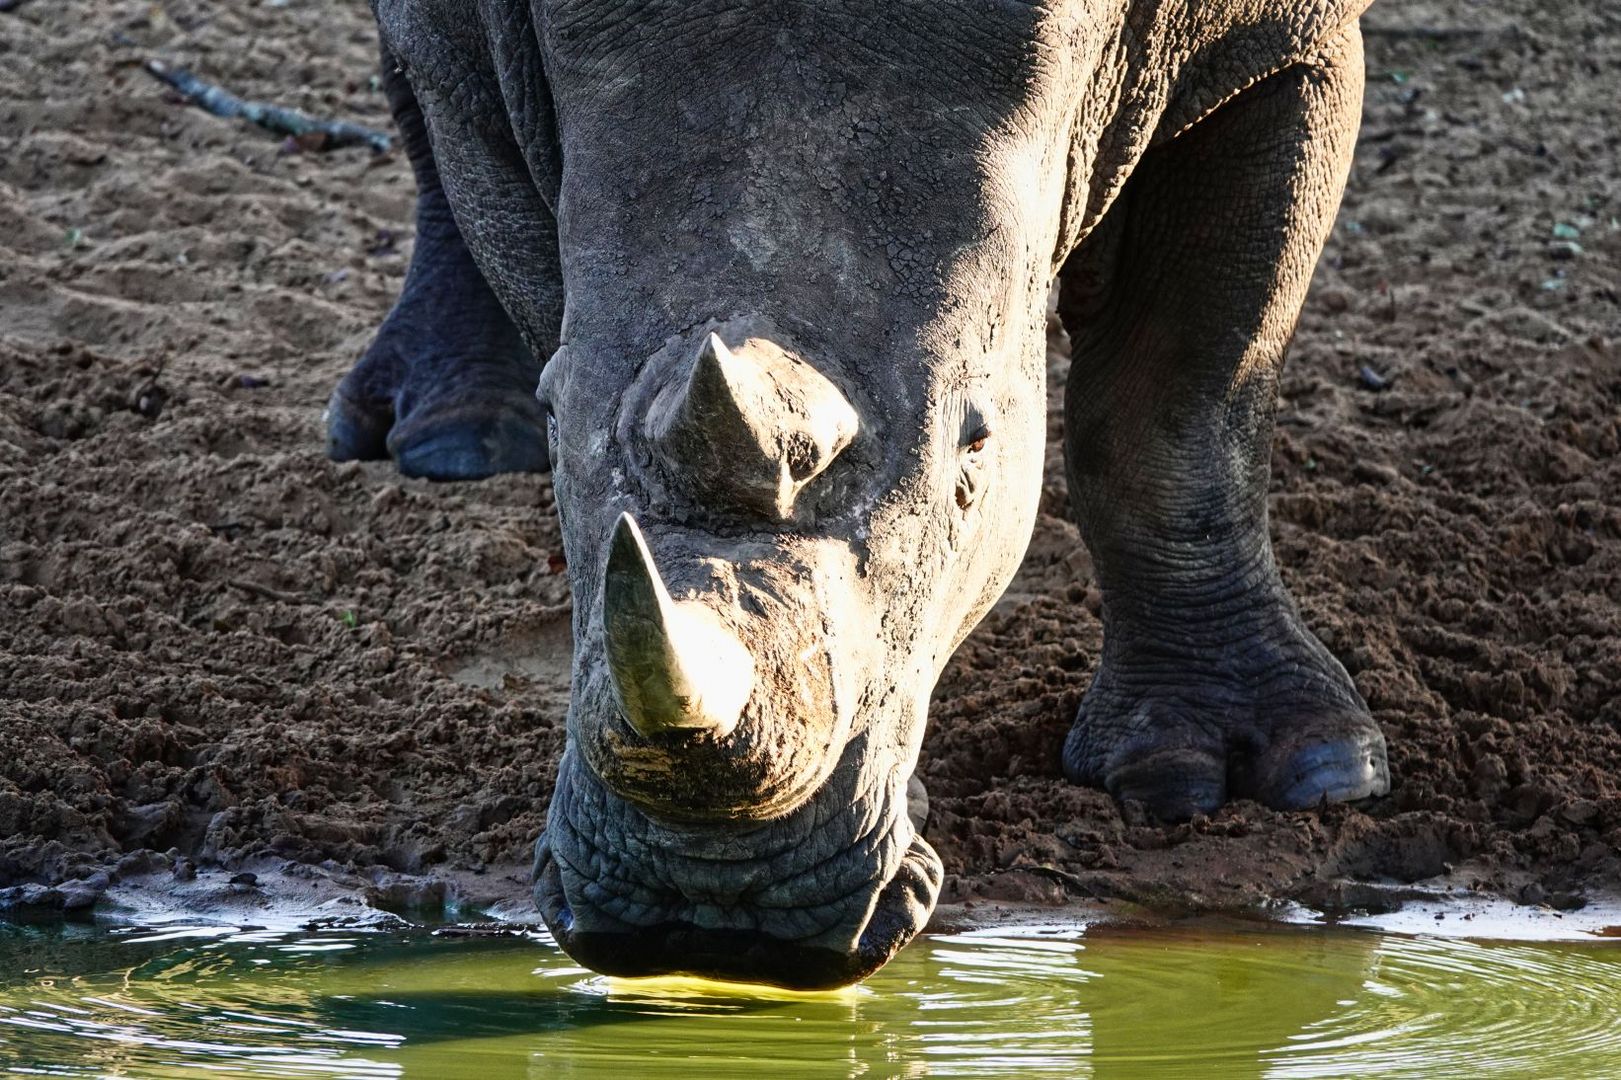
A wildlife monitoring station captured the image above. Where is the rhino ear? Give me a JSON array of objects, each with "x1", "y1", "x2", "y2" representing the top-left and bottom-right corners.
[{"x1": 649, "y1": 333, "x2": 858, "y2": 519}]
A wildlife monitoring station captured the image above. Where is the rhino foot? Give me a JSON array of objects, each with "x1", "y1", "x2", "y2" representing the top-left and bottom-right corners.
[
  {"x1": 326, "y1": 44, "x2": 549, "y2": 483},
  {"x1": 325, "y1": 348, "x2": 547, "y2": 480},
  {"x1": 325, "y1": 273, "x2": 547, "y2": 482},
  {"x1": 1062, "y1": 615, "x2": 1389, "y2": 821}
]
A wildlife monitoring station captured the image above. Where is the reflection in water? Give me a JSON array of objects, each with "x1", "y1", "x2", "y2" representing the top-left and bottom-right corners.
[
  {"x1": 1081, "y1": 927, "x2": 1379, "y2": 1078},
  {"x1": 0, "y1": 919, "x2": 1617, "y2": 1078}
]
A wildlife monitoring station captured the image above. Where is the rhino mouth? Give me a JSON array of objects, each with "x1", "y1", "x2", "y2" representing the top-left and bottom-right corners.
[
  {"x1": 533, "y1": 832, "x2": 940, "y2": 990},
  {"x1": 530, "y1": 757, "x2": 942, "y2": 990}
]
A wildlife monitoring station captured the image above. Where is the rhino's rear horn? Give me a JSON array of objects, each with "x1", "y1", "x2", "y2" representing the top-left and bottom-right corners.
[
  {"x1": 649, "y1": 332, "x2": 858, "y2": 519},
  {"x1": 602, "y1": 512, "x2": 754, "y2": 739}
]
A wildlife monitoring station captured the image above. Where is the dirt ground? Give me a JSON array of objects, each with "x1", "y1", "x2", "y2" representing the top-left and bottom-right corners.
[{"x1": 1, "y1": 0, "x2": 1618, "y2": 922}]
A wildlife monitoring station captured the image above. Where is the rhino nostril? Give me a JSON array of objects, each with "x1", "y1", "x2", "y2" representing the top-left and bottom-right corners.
[{"x1": 785, "y1": 432, "x2": 829, "y2": 482}]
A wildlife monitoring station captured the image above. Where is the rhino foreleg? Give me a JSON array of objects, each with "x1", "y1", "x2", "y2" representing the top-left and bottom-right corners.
[
  {"x1": 325, "y1": 44, "x2": 548, "y2": 481},
  {"x1": 1058, "y1": 28, "x2": 1389, "y2": 820}
]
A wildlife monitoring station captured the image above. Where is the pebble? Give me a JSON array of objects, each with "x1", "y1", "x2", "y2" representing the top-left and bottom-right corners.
[{"x1": 1357, "y1": 365, "x2": 1391, "y2": 391}]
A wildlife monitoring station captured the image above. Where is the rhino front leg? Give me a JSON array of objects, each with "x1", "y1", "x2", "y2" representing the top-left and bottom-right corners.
[
  {"x1": 1059, "y1": 28, "x2": 1389, "y2": 820},
  {"x1": 325, "y1": 44, "x2": 547, "y2": 481}
]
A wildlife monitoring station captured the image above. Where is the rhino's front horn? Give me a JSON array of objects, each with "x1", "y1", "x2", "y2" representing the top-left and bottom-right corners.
[
  {"x1": 602, "y1": 512, "x2": 754, "y2": 739},
  {"x1": 650, "y1": 332, "x2": 859, "y2": 519}
]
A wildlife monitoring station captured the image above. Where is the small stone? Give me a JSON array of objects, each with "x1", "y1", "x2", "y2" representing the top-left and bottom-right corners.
[
  {"x1": 1472, "y1": 753, "x2": 1509, "y2": 797},
  {"x1": 114, "y1": 851, "x2": 156, "y2": 879},
  {"x1": 133, "y1": 384, "x2": 168, "y2": 419},
  {"x1": 370, "y1": 484, "x2": 404, "y2": 512},
  {"x1": 1357, "y1": 365, "x2": 1391, "y2": 391},
  {"x1": 1579, "y1": 841, "x2": 1611, "y2": 868},
  {"x1": 1560, "y1": 799, "x2": 1600, "y2": 825},
  {"x1": 228, "y1": 871, "x2": 259, "y2": 887},
  {"x1": 0, "y1": 883, "x2": 60, "y2": 914},
  {"x1": 1352, "y1": 460, "x2": 1398, "y2": 486},
  {"x1": 1318, "y1": 288, "x2": 1352, "y2": 314}
]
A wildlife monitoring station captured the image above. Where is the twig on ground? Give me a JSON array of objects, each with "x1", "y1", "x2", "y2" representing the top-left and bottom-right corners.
[
  {"x1": 143, "y1": 59, "x2": 392, "y2": 154},
  {"x1": 227, "y1": 579, "x2": 309, "y2": 606}
]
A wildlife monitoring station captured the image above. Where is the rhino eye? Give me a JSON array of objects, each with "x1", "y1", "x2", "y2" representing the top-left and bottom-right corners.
[
  {"x1": 955, "y1": 422, "x2": 991, "y2": 513},
  {"x1": 545, "y1": 410, "x2": 560, "y2": 469}
]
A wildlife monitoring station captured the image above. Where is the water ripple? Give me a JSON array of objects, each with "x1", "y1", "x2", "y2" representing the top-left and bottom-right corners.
[
  {"x1": 0, "y1": 920, "x2": 1617, "y2": 1077},
  {"x1": 1264, "y1": 934, "x2": 1621, "y2": 1078}
]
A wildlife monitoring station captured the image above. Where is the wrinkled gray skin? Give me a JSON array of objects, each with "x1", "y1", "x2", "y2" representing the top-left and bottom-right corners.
[{"x1": 331, "y1": 0, "x2": 1391, "y2": 988}]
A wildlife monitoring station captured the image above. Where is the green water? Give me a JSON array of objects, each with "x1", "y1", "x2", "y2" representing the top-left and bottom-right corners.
[{"x1": 1, "y1": 919, "x2": 1618, "y2": 1078}]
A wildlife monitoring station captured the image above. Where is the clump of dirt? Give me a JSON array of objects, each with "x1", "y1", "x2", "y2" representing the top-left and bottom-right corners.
[{"x1": 1, "y1": 0, "x2": 1618, "y2": 921}]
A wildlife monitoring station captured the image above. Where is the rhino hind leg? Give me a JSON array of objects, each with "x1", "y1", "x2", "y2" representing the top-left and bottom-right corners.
[
  {"x1": 1058, "y1": 28, "x2": 1388, "y2": 821},
  {"x1": 325, "y1": 46, "x2": 546, "y2": 481}
]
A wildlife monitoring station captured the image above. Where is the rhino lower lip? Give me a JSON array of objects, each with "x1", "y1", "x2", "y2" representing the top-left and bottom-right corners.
[{"x1": 531, "y1": 832, "x2": 943, "y2": 991}]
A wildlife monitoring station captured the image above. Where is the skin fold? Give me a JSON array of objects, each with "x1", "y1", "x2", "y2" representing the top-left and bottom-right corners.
[{"x1": 334, "y1": 0, "x2": 1390, "y2": 987}]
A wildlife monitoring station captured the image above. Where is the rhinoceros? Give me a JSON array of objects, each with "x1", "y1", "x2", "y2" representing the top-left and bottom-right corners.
[{"x1": 327, "y1": 0, "x2": 1391, "y2": 987}]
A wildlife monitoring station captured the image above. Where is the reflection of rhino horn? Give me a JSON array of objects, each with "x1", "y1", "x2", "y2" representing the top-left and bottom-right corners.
[
  {"x1": 650, "y1": 332, "x2": 859, "y2": 519},
  {"x1": 601, "y1": 512, "x2": 754, "y2": 739}
]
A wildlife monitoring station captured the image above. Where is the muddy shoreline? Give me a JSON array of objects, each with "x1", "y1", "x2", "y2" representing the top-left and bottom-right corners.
[{"x1": 3, "y1": 0, "x2": 1619, "y2": 929}]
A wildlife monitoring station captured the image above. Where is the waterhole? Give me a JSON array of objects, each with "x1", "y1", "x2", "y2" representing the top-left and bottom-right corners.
[{"x1": 1, "y1": 920, "x2": 1617, "y2": 1077}]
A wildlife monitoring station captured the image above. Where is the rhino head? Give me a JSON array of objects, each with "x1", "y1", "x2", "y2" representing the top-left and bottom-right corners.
[
  {"x1": 409, "y1": 2, "x2": 1076, "y2": 988},
  {"x1": 536, "y1": 300, "x2": 1046, "y2": 986}
]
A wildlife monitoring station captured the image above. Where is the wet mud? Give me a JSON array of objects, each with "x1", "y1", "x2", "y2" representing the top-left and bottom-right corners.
[{"x1": 1, "y1": 0, "x2": 1618, "y2": 923}]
